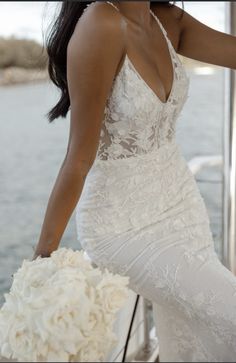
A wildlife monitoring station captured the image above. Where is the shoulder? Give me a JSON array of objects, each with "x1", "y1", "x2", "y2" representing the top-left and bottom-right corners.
[
  {"x1": 69, "y1": 2, "x2": 125, "y2": 47},
  {"x1": 67, "y1": 2, "x2": 126, "y2": 62}
]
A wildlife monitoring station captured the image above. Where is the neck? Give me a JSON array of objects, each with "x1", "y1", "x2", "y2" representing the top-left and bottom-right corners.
[{"x1": 116, "y1": 1, "x2": 152, "y2": 28}]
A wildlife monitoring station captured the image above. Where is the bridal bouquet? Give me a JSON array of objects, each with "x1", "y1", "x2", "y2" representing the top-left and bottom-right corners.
[{"x1": 0, "y1": 247, "x2": 130, "y2": 362}]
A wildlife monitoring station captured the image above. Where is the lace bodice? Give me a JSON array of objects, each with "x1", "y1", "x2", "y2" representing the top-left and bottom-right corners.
[{"x1": 85, "y1": 1, "x2": 190, "y2": 161}]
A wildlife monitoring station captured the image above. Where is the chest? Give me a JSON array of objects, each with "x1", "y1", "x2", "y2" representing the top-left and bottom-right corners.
[{"x1": 105, "y1": 50, "x2": 189, "y2": 126}]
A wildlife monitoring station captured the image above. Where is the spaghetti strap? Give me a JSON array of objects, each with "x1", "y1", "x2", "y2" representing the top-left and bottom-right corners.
[
  {"x1": 106, "y1": 1, "x2": 120, "y2": 12},
  {"x1": 149, "y1": 8, "x2": 177, "y2": 58},
  {"x1": 149, "y1": 9, "x2": 168, "y2": 38},
  {"x1": 82, "y1": 1, "x2": 120, "y2": 18}
]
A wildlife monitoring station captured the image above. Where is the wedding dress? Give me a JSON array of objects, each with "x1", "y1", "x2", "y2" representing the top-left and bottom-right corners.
[{"x1": 75, "y1": 2, "x2": 236, "y2": 361}]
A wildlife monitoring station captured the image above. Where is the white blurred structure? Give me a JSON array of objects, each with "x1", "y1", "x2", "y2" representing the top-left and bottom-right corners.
[{"x1": 188, "y1": 155, "x2": 222, "y2": 175}]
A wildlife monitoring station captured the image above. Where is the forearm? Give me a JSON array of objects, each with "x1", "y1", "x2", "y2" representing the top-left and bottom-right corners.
[{"x1": 32, "y1": 158, "x2": 89, "y2": 258}]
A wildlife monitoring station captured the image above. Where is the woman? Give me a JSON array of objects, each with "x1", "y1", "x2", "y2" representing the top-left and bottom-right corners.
[{"x1": 33, "y1": 1, "x2": 236, "y2": 361}]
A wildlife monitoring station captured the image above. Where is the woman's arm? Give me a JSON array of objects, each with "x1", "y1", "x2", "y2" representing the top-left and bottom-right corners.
[
  {"x1": 177, "y1": 5, "x2": 236, "y2": 69},
  {"x1": 32, "y1": 5, "x2": 125, "y2": 259}
]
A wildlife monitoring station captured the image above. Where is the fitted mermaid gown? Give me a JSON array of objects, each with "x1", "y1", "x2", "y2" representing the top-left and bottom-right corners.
[{"x1": 75, "y1": 2, "x2": 236, "y2": 362}]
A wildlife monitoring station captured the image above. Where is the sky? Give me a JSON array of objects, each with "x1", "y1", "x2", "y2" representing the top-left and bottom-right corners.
[{"x1": 0, "y1": 2, "x2": 227, "y2": 44}]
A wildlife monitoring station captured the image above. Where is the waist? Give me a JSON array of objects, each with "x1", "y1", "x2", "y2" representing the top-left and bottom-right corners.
[
  {"x1": 87, "y1": 138, "x2": 181, "y2": 181},
  {"x1": 75, "y1": 139, "x2": 196, "y2": 237}
]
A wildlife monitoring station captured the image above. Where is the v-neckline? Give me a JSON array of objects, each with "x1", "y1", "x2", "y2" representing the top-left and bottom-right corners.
[
  {"x1": 105, "y1": 2, "x2": 175, "y2": 105},
  {"x1": 149, "y1": 8, "x2": 175, "y2": 105},
  {"x1": 124, "y1": 52, "x2": 175, "y2": 106}
]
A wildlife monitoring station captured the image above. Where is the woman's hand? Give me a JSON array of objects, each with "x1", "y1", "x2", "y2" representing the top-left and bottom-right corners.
[{"x1": 31, "y1": 248, "x2": 52, "y2": 261}]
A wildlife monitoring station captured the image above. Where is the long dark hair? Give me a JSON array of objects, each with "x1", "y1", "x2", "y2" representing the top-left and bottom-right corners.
[{"x1": 45, "y1": 1, "x2": 183, "y2": 123}]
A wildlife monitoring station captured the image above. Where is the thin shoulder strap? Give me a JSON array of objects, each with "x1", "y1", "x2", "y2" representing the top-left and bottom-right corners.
[
  {"x1": 82, "y1": 2, "x2": 120, "y2": 19},
  {"x1": 106, "y1": 1, "x2": 120, "y2": 12},
  {"x1": 106, "y1": 0, "x2": 128, "y2": 50},
  {"x1": 149, "y1": 9, "x2": 168, "y2": 38}
]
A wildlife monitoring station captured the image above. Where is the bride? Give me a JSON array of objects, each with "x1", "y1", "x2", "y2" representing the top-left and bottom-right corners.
[{"x1": 33, "y1": 1, "x2": 236, "y2": 361}]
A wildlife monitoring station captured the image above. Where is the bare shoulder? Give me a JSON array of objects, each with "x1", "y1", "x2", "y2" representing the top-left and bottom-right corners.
[
  {"x1": 68, "y1": 1, "x2": 125, "y2": 49},
  {"x1": 66, "y1": 1, "x2": 127, "y2": 109},
  {"x1": 66, "y1": 0, "x2": 126, "y2": 85},
  {"x1": 151, "y1": 3, "x2": 184, "y2": 51}
]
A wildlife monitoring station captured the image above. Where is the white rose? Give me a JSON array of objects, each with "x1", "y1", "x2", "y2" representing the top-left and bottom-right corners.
[
  {"x1": 39, "y1": 289, "x2": 91, "y2": 337},
  {"x1": 7, "y1": 319, "x2": 32, "y2": 361},
  {"x1": 46, "y1": 348, "x2": 70, "y2": 362},
  {"x1": 74, "y1": 339, "x2": 107, "y2": 362},
  {"x1": 11, "y1": 259, "x2": 55, "y2": 298},
  {"x1": 85, "y1": 304, "x2": 105, "y2": 332},
  {"x1": 96, "y1": 271, "x2": 129, "y2": 314},
  {"x1": 50, "y1": 248, "x2": 92, "y2": 271},
  {"x1": 84, "y1": 268, "x2": 103, "y2": 290}
]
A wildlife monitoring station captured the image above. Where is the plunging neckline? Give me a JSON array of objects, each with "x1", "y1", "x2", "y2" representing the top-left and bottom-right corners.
[{"x1": 105, "y1": 2, "x2": 176, "y2": 105}]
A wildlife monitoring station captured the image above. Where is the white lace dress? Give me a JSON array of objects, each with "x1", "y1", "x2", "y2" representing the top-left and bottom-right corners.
[{"x1": 75, "y1": 2, "x2": 236, "y2": 361}]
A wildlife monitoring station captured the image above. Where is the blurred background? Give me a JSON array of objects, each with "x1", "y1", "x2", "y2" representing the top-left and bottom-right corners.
[{"x1": 0, "y1": 1, "x2": 228, "y2": 308}]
